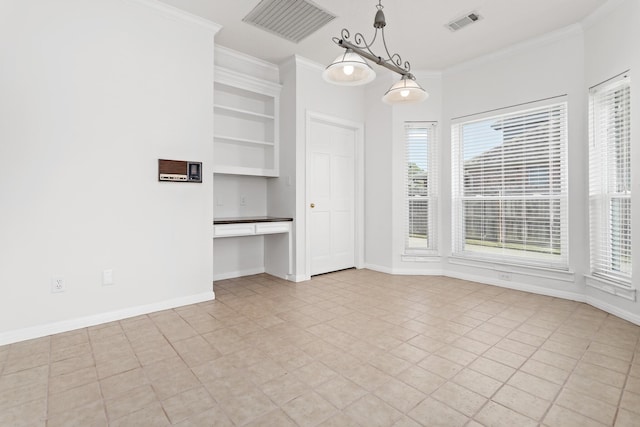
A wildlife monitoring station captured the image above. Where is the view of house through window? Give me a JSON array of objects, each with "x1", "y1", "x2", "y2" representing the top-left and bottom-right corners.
[
  {"x1": 452, "y1": 101, "x2": 568, "y2": 268},
  {"x1": 405, "y1": 122, "x2": 437, "y2": 253},
  {"x1": 589, "y1": 72, "x2": 632, "y2": 285}
]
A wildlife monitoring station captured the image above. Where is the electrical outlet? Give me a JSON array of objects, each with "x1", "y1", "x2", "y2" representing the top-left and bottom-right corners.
[
  {"x1": 103, "y1": 269, "x2": 114, "y2": 286},
  {"x1": 51, "y1": 276, "x2": 65, "y2": 293},
  {"x1": 240, "y1": 195, "x2": 246, "y2": 206},
  {"x1": 498, "y1": 272, "x2": 512, "y2": 281}
]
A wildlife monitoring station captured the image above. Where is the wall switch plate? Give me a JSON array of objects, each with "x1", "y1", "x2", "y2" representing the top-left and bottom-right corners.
[
  {"x1": 51, "y1": 276, "x2": 65, "y2": 293},
  {"x1": 103, "y1": 269, "x2": 114, "y2": 286}
]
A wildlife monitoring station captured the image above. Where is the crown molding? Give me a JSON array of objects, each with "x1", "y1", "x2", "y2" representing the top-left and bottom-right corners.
[
  {"x1": 291, "y1": 54, "x2": 326, "y2": 72},
  {"x1": 581, "y1": 0, "x2": 627, "y2": 29},
  {"x1": 126, "y1": 0, "x2": 221, "y2": 34},
  {"x1": 215, "y1": 45, "x2": 280, "y2": 74},
  {"x1": 215, "y1": 66, "x2": 282, "y2": 96},
  {"x1": 444, "y1": 23, "x2": 583, "y2": 75}
]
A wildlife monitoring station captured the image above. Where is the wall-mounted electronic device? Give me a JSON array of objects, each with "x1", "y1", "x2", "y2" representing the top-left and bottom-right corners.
[{"x1": 158, "y1": 159, "x2": 202, "y2": 183}]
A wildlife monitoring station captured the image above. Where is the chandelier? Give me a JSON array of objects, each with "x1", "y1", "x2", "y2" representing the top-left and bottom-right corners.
[{"x1": 322, "y1": 0, "x2": 428, "y2": 105}]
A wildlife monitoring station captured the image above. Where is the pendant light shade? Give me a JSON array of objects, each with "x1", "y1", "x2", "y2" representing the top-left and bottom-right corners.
[
  {"x1": 322, "y1": 49, "x2": 376, "y2": 86},
  {"x1": 382, "y1": 75, "x2": 429, "y2": 105}
]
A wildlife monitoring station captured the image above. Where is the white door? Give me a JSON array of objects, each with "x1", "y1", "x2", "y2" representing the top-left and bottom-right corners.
[{"x1": 308, "y1": 117, "x2": 356, "y2": 276}]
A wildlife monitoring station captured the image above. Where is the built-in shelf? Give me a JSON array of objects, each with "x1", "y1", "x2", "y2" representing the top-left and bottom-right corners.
[
  {"x1": 213, "y1": 66, "x2": 281, "y2": 177},
  {"x1": 214, "y1": 134, "x2": 274, "y2": 146},
  {"x1": 214, "y1": 104, "x2": 275, "y2": 121},
  {"x1": 212, "y1": 165, "x2": 278, "y2": 177}
]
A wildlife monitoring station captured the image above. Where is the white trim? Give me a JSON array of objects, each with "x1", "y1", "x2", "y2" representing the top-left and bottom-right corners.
[
  {"x1": 291, "y1": 55, "x2": 326, "y2": 72},
  {"x1": 445, "y1": 270, "x2": 585, "y2": 302},
  {"x1": 364, "y1": 263, "x2": 394, "y2": 275},
  {"x1": 361, "y1": 267, "x2": 640, "y2": 326},
  {"x1": 365, "y1": 263, "x2": 444, "y2": 276},
  {"x1": 401, "y1": 255, "x2": 443, "y2": 263},
  {"x1": 214, "y1": 66, "x2": 282, "y2": 97},
  {"x1": 451, "y1": 95, "x2": 568, "y2": 124},
  {"x1": 585, "y1": 275, "x2": 636, "y2": 301},
  {"x1": 213, "y1": 267, "x2": 265, "y2": 281},
  {"x1": 126, "y1": 0, "x2": 221, "y2": 34},
  {"x1": 448, "y1": 256, "x2": 575, "y2": 282},
  {"x1": 445, "y1": 24, "x2": 582, "y2": 75},
  {"x1": 581, "y1": 0, "x2": 627, "y2": 29},
  {"x1": 215, "y1": 45, "x2": 279, "y2": 74},
  {"x1": 287, "y1": 274, "x2": 309, "y2": 283},
  {"x1": 0, "y1": 292, "x2": 215, "y2": 346},
  {"x1": 305, "y1": 112, "x2": 365, "y2": 278},
  {"x1": 585, "y1": 295, "x2": 640, "y2": 326},
  {"x1": 390, "y1": 268, "x2": 445, "y2": 276}
]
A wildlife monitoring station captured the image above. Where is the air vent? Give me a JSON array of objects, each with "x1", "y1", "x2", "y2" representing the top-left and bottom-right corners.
[
  {"x1": 243, "y1": 0, "x2": 336, "y2": 43},
  {"x1": 447, "y1": 12, "x2": 482, "y2": 32}
]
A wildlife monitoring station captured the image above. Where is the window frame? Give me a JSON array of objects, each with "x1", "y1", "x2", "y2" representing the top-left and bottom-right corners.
[
  {"x1": 451, "y1": 98, "x2": 569, "y2": 269},
  {"x1": 404, "y1": 121, "x2": 438, "y2": 255},
  {"x1": 588, "y1": 71, "x2": 632, "y2": 286}
]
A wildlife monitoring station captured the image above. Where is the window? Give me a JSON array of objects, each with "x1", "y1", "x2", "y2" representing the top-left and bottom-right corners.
[
  {"x1": 405, "y1": 122, "x2": 437, "y2": 253},
  {"x1": 589, "y1": 72, "x2": 632, "y2": 285},
  {"x1": 452, "y1": 100, "x2": 568, "y2": 268}
]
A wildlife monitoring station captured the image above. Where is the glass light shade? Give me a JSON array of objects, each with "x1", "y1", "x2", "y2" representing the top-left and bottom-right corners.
[
  {"x1": 322, "y1": 49, "x2": 376, "y2": 86},
  {"x1": 382, "y1": 76, "x2": 429, "y2": 105}
]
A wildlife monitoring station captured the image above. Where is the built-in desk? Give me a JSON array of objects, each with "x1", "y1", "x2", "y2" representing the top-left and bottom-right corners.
[{"x1": 213, "y1": 217, "x2": 293, "y2": 276}]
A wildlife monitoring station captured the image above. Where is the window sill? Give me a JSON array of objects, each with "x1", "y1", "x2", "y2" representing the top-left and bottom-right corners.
[
  {"x1": 585, "y1": 275, "x2": 636, "y2": 302},
  {"x1": 401, "y1": 254, "x2": 441, "y2": 263}
]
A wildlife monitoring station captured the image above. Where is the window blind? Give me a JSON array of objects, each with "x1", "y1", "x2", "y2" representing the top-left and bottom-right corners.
[
  {"x1": 405, "y1": 122, "x2": 437, "y2": 253},
  {"x1": 589, "y1": 73, "x2": 632, "y2": 285},
  {"x1": 452, "y1": 101, "x2": 568, "y2": 268}
]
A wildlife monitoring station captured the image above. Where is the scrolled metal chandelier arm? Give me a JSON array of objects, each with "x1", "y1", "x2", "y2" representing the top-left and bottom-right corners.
[
  {"x1": 323, "y1": 0, "x2": 427, "y2": 105},
  {"x1": 380, "y1": 28, "x2": 411, "y2": 73},
  {"x1": 330, "y1": 2, "x2": 414, "y2": 79}
]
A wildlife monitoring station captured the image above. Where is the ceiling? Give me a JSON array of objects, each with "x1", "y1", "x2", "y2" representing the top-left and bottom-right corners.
[{"x1": 157, "y1": 0, "x2": 607, "y2": 70}]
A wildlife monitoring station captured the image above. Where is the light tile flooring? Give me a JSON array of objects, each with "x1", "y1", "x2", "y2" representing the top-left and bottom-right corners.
[{"x1": 1, "y1": 269, "x2": 640, "y2": 426}]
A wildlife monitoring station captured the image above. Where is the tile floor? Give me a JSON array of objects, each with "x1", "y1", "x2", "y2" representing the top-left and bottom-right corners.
[{"x1": 1, "y1": 269, "x2": 640, "y2": 426}]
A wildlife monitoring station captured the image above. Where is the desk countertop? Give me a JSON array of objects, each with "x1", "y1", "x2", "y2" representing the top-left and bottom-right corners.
[{"x1": 213, "y1": 216, "x2": 293, "y2": 225}]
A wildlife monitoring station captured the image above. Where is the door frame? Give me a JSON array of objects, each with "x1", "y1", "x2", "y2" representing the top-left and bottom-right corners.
[{"x1": 305, "y1": 111, "x2": 365, "y2": 280}]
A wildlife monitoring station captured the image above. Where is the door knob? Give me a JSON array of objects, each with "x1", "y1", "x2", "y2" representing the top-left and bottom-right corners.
[{"x1": 310, "y1": 203, "x2": 315, "y2": 208}]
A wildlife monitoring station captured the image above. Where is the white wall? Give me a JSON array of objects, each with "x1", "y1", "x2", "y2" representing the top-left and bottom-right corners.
[
  {"x1": 441, "y1": 26, "x2": 587, "y2": 301},
  {"x1": 364, "y1": 76, "x2": 395, "y2": 272},
  {"x1": 269, "y1": 59, "x2": 298, "y2": 279},
  {"x1": 274, "y1": 56, "x2": 366, "y2": 281},
  {"x1": 362, "y1": 0, "x2": 640, "y2": 325},
  {"x1": 213, "y1": 175, "x2": 268, "y2": 280},
  {"x1": 582, "y1": 0, "x2": 640, "y2": 320},
  {"x1": 0, "y1": 0, "x2": 219, "y2": 344},
  {"x1": 390, "y1": 72, "x2": 444, "y2": 274}
]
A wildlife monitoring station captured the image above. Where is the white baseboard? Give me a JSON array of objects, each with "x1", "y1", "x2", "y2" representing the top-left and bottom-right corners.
[
  {"x1": 213, "y1": 267, "x2": 265, "y2": 281},
  {"x1": 445, "y1": 269, "x2": 586, "y2": 303},
  {"x1": 585, "y1": 295, "x2": 640, "y2": 326},
  {"x1": 287, "y1": 274, "x2": 308, "y2": 282},
  {"x1": 364, "y1": 263, "x2": 443, "y2": 276},
  {"x1": 364, "y1": 263, "x2": 394, "y2": 274},
  {"x1": 0, "y1": 291, "x2": 215, "y2": 346}
]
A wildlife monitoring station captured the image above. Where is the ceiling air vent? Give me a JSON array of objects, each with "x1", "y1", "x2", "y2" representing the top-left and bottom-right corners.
[
  {"x1": 447, "y1": 12, "x2": 482, "y2": 32},
  {"x1": 243, "y1": 0, "x2": 336, "y2": 43}
]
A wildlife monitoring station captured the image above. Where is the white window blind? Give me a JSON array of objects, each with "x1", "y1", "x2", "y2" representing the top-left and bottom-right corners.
[
  {"x1": 589, "y1": 72, "x2": 632, "y2": 285},
  {"x1": 405, "y1": 122, "x2": 437, "y2": 253},
  {"x1": 452, "y1": 100, "x2": 569, "y2": 268}
]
